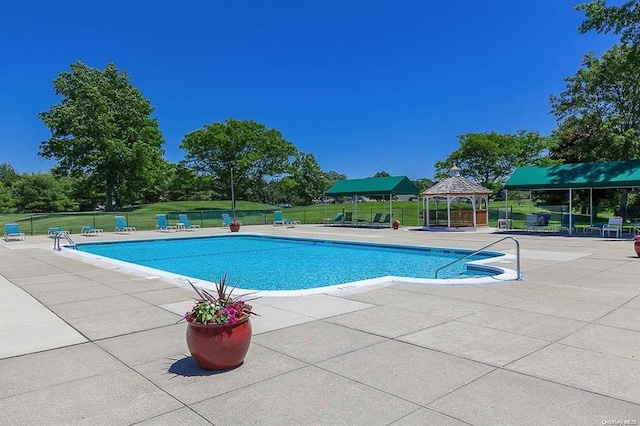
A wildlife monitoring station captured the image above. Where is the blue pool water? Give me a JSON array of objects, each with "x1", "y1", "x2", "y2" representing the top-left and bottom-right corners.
[{"x1": 74, "y1": 235, "x2": 503, "y2": 291}]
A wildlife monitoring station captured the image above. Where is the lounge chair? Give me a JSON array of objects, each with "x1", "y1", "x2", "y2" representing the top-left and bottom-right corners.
[
  {"x1": 524, "y1": 214, "x2": 544, "y2": 231},
  {"x1": 156, "y1": 214, "x2": 176, "y2": 232},
  {"x1": 221, "y1": 214, "x2": 241, "y2": 227},
  {"x1": 555, "y1": 214, "x2": 577, "y2": 233},
  {"x1": 114, "y1": 216, "x2": 136, "y2": 234},
  {"x1": 4, "y1": 223, "x2": 25, "y2": 241},
  {"x1": 376, "y1": 213, "x2": 391, "y2": 228},
  {"x1": 370, "y1": 213, "x2": 383, "y2": 227},
  {"x1": 327, "y1": 213, "x2": 344, "y2": 226},
  {"x1": 273, "y1": 210, "x2": 300, "y2": 226},
  {"x1": 601, "y1": 216, "x2": 623, "y2": 238},
  {"x1": 583, "y1": 222, "x2": 605, "y2": 235},
  {"x1": 344, "y1": 212, "x2": 353, "y2": 226},
  {"x1": 81, "y1": 226, "x2": 103, "y2": 236},
  {"x1": 47, "y1": 227, "x2": 68, "y2": 237},
  {"x1": 178, "y1": 214, "x2": 200, "y2": 231}
]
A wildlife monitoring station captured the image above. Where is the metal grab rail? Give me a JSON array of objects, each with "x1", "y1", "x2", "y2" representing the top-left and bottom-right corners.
[
  {"x1": 53, "y1": 232, "x2": 77, "y2": 251},
  {"x1": 434, "y1": 236, "x2": 521, "y2": 280}
]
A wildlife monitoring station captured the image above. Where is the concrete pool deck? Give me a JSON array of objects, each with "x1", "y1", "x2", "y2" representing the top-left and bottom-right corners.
[{"x1": 1, "y1": 225, "x2": 639, "y2": 424}]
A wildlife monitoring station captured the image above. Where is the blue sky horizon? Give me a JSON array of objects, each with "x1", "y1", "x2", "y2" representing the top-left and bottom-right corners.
[{"x1": 1, "y1": 1, "x2": 620, "y2": 180}]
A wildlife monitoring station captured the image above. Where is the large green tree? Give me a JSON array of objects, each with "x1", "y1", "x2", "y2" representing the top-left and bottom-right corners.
[
  {"x1": 578, "y1": 0, "x2": 640, "y2": 46},
  {"x1": 550, "y1": 45, "x2": 640, "y2": 162},
  {"x1": 434, "y1": 131, "x2": 555, "y2": 191},
  {"x1": 289, "y1": 152, "x2": 326, "y2": 206},
  {"x1": 180, "y1": 119, "x2": 297, "y2": 202},
  {"x1": 39, "y1": 61, "x2": 165, "y2": 211}
]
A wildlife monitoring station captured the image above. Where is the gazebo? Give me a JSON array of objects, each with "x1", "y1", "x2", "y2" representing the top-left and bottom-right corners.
[{"x1": 421, "y1": 166, "x2": 492, "y2": 229}]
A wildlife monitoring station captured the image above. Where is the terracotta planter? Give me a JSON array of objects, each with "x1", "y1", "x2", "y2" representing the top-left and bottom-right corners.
[
  {"x1": 392, "y1": 220, "x2": 399, "y2": 230},
  {"x1": 634, "y1": 238, "x2": 640, "y2": 257},
  {"x1": 186, "y1": 316, "x2": 252, "y2": 370},
  {"x1": 230, "y1": 222, "x2": 241, "y2": 232}
]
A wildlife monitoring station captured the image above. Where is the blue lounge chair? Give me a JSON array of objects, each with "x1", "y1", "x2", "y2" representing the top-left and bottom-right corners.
[
  {"x1": 114, "y1": 216, "x2": 136, "y2": 234},
  {"x1": 47, "y1": 227, "x2": 68, "y2": 237},
  {"x1": 81, "y1": 226, "x2": 103, "y2": 236},
  {"x1": 370, "y1": 213, "x2": 383, "y2": 227},
  {"x1": 376, "y1": 213, "x2": 391, "y2": 228},
  {"x1": 156, "y1": 214, "x2": 176, "y2": 232},
  {"x1": 4, "y1": 223, "x2": 25, "y2": 241},
  {"x1": 327, "y1": 213, "x2": 344, "y2": 226},
  {"x1": 556, "y1": 214, "x2": 577, "y2": 233},
  {"x1": 178, "y1": 214, "x2": 200, "y2": 231},
  {"x1": 221, "y1": 214, "x2": 242, "y2": 227},
  {"x1": 344, "y1": 212, "x2": 353, "y2": 226},
  {"x1": 273, "y1": 210, "x2": 300, "y2": 226}
]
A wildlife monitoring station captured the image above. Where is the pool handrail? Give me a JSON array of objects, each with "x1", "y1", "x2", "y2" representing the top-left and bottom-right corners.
[{"x1": 434, "y1": 236, "x2": 521, "y2": 280}]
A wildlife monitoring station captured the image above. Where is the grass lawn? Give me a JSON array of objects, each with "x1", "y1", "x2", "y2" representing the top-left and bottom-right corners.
[{"x1": 0, "y1": 199, "x2": 617, "y2": 236}]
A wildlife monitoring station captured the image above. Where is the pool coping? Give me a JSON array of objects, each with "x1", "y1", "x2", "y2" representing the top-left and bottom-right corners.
[{"x1": 61, "y1": 233, "x2": 519, "y2": 297}]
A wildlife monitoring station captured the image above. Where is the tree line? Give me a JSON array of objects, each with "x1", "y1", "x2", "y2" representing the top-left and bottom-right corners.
[{"x1": 2, "y1": 1, "x2": 640, "y2": 215}]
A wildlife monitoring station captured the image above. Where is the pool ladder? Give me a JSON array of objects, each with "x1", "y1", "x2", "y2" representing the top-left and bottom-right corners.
[
  {"x1": 434, "y1": 236, "x2": 521, "y2": 280},
  {"x1": 53, "y1": 232, "x2": 77, "y2": 251}
]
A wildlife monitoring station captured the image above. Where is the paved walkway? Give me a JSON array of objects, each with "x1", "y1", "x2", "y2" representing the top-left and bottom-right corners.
[{"x1": 1, "y1": 225, "x2": 639, "y2": 425}]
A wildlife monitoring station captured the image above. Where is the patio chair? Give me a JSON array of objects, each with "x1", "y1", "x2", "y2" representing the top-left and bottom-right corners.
[
  {"x1": 369, "y1": 212, "x2": 383, "y2": 227},
  {"x1": 601, "y1": 216, "x2": 623, "y2": 238},
  {"x1": 47, "y1": 227, "x2": 68, "y2": 237},
  {"x1": 524, "y1": 214, "x2": 544, "y2": 231},
  {"x1": 81, "y1": 225, "x2": 103, "y2": 236},
  {"x1": 114, "y1": 216, "x2": 136, "y2": 234},
  {"x1": 156, "y1": 214, "x2": 176, "y2": 232},
  {"x1": 221, "y1": 214, "x2": 241, "y2": 227},
  {"x1": 376, "y1": 213, "x2": 391, "y2": 228},
  {"x1": 555, "y1": 214, "x2": 577, "y2": 233},
  {"x1": 178, "y1": 214, "x2": 200, "y2": 231},
  {"x1": 327, "y1": 213, "x2": 343, "y2": 226},
  {"x1": 273, "y1": 211, "x2": 300, "y2": 227},
  {"x1": 4, "y1": 223, "x2": 25, "y2": 241}
]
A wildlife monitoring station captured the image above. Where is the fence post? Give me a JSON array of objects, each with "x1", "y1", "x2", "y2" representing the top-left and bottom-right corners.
[{"x1": 30, "y1": 215, "x2": 34, "y2": 236}]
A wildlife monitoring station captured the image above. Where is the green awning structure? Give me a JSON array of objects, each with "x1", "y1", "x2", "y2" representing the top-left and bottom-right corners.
[
  {"x1": 504, "y1": 160, "x2": 640, "y2": 190},
  {"x1": 325, "y1": 176, "x2": 419, "y2": 196}
]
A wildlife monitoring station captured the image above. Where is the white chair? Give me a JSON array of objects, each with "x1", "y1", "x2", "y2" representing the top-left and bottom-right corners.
[{"x1": 601, "y1": 216, "x2": 623, "y2": 238}]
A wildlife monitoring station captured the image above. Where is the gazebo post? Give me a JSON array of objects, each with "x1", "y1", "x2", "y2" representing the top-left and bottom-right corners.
[{"x1": 472, "y1": 196, "x2": 477, "y2": 228}]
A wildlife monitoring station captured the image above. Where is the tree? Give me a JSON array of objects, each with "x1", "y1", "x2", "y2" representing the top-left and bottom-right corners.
[
  {"x1": 413, "y1": 178, "x2": 435, "y2": 193},
  {"x1": 13, "y1": 173, "x2": 75, "y2": 212},
  {"x1": 163, "y1": 163, "x2": 213, "y2": 201},
  {"x1": 434, "y1": 131, "x2": 555, "y2": 191},
  {"x1": 373, "y1": 171, "x2": 390, "y2": 178},
  {"x1": 323, "y1": 171, "x2": 347, "y2": 186},
  {"x1": 0, "y1": 183, "x2": 16, "y2": 213},
  {"x1": 578, "y1": 0, "x2": 640, "y2": 46},
  {"x1": 289, "y1": 152, "x2": 327, "y2": 205},
  {"x1": 39, "y1": 61, "x2": 165, "y2": 211},
  {"x1": 550, "y1": 45, "x2": 640, "y2": 162},
  {"x1": 0, "y1": 163, "x2": 20, "y2": 188},
  {"x1": 180, "y1": 119, "x2": 297, "y2": 202}
]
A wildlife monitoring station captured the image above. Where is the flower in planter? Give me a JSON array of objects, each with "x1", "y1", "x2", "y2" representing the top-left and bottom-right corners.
[
  {"x1": 634, "y1": 235, "x2": 640, "y2": 242},
  {"x1": 184, "y1": 273, "x2": 254, "y2": 326}
]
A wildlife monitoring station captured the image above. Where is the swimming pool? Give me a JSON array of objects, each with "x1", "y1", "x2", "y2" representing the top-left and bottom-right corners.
[{"x1": 72, "y1": 234, "x2": 515, "y2": 294}]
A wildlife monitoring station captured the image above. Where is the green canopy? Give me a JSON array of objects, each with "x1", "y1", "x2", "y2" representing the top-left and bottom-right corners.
[
  {"x1": 325, "y1": 176, "x2": 419, "y2": 196},
  {"x1": 504, "y1": 160, "x2": 640, "y2": 190}
]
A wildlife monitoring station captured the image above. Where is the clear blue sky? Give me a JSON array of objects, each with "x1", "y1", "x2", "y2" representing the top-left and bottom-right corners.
[{"x1": 0, "y1": 0, "x2": 620, "y2": 180}]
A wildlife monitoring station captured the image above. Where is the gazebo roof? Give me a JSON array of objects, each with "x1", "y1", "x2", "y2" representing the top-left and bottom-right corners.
[{"x1": 422, "y1": 167, "x2": 492, "y2": 196}]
